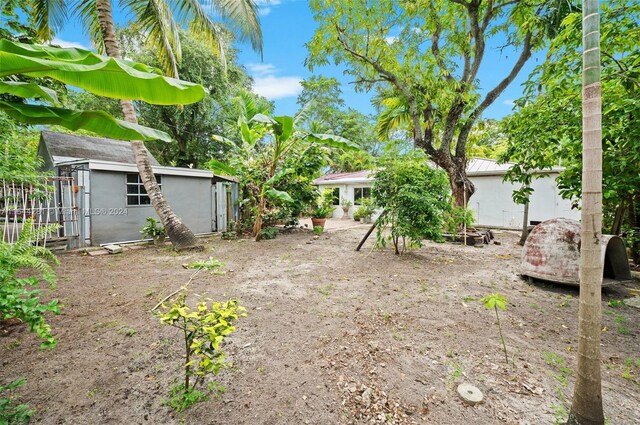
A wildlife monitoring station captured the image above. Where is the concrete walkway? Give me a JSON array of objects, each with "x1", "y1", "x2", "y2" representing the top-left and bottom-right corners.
[{"x1": 298, "y1": 217, "x2": 371, "y2": 232}]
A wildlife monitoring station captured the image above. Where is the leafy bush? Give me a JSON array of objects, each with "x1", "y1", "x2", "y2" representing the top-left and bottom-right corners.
[
  {"x1": 372, "y1": 151, "x2": 452, "y2": 254},
  {"x1": 260, "y1": 227, "x2": 279, "y2": 240},
  {"x1": 0, "y1": 219, "x2": 60, "y2": 349},
  {"x1": 0, "y1": 378, "x2": 33, "y2": 424},
  {"x1": 444, "y1": 206, "x2": 476, "y2": 235},
  {"x1": 140, "y1": 217, "x2": 166, "y2": 239},
  {"x1": 157, "y1": 295, "x2": 245, "y2": 412},
  {"x1": 353, "y1": 197, "x2": 375, "y2": 221},
  {"x1": 311, "y1": 189, "x2": 336, "y2": 218},
  {"x1": 313, "y1": 225, "x2": 323, "y2": 236}
]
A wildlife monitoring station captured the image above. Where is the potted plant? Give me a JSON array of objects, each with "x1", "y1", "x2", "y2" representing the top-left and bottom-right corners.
[
  {"x1": 354, "y1": 197, "x2": 375, "y2": 223},
  {"x1": 311, "y1": 189, "x2": 335, "y2": 229},
  {"x1": 140, "y1": 217, "x2": 166, "y2": 244},
  {"x1": 340, "y1": 198, "x2": 352, "y2": 218}
]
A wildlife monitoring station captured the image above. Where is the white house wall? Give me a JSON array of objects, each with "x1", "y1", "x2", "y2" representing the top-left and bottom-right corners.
[
  {"x1": 318, "y1": 173, "x2": 579, "y2": 228},
  {"x1": 469, "y1": 173, "x2": 580, "y2": 228}
]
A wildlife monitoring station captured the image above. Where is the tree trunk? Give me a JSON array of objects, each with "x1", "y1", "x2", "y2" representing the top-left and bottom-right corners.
[
  {"x1": 567, "y1": 0, "x2": 604, "y2": 423},
  {"x1": 519, "y1": 201, "x2": 529, "y2": 246},
  {"x1": 450, "y1": 173, "x2": 475, "y2": 208},
  {"x1": 253, "y1": 195, "x2": 266, "y2": 241},
  {"x1": 96, "y1": 0, "x2": 200, "y2": 250}
]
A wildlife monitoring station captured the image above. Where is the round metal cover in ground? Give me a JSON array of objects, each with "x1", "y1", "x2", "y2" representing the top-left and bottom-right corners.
[
  {"x1": 457, "y1": 383, "x2": 483, "y2": 405},
  {"x1": 521, "y1": 218, "x2": 631, "y2": 286}
]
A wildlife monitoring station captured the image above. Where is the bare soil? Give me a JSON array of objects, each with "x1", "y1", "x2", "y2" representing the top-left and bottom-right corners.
[{"x1": 2, "y1": 227, "x2": 639, "y2": 424}]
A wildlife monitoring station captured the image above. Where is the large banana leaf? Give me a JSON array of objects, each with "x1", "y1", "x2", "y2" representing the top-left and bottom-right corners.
[
  {"x1": 305, "y1": 133, "x2": 361, "y2": 151},
  {"x1": 0, "y1": 101, "x2": 172, "y2": 142},
  {"x1": 0, "y1": 81, "x2": 59, "y2": 103},
  {"x1": 207, "y1": 159, "x2": 238, "y2": 176},
  {"x1": 0, "y1": 39, "x2": 206, "y2": 105},
  {"x1": 265, "y1": 188, "x2": 294, "y2": 203}
]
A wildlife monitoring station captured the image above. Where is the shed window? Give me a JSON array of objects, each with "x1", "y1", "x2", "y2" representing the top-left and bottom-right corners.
[
  {"x1": 354, "y1": 187, "x2": 371, "y2": 205},
  {"x1": 126, "y1": 173, "x2": 161, "y2": 206}
]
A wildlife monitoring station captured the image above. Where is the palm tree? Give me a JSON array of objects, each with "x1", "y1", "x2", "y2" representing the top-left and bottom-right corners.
[
  {"x1": 32, "y1": 0, "x2": 262, "y2": 249},
  {"x1": 567, "y1": 0, "x2": 604, "y2": 423}
]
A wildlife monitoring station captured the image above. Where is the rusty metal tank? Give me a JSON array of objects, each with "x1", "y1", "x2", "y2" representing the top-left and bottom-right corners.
[{"x1": 521, "y1": 218, "x2": 631, "y2": 286}]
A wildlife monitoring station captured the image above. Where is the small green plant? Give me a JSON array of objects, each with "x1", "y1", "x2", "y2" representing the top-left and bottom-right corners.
[
  {"x1": 221, "y1": 231, "x2": 237, "y2": 240},
  {"x1": 313, "y1": 225, "x2": 323, "y2": 236},
  {"x1": 444, "y1": 205, "x2": 475, "y2": 236},
  {"x1": 481, "y1": 293, "x2": 509, "y2": 364},
  {"x1": 551, "y1": 402, "x2": 569, "y2": 425},
  {"x1": 544, "y1": 351, "x2": 573, "y2": 385},
  {"x1": 447, "y1": 362, "x2": 463, "y2": 386},
  {"x1": 0, "y1": 219, "x2": 60, "y2": 349},
  {"x1": 311, "y1": 189, "x2": 336, "y2": 219},
  {"x1": 118, "y1": 327, "x2": 137, "y2": 337},
  {"x1": 353, "y1": 197, "x2": 375, "y2": 222},
  {"x1": 318, "y1": 283, "x2": 335, "y2": 296},
  {"x1": 157, "y1": 294, "x2": 245, "y2": 412},
  {"x1": 607, "y1": 299, "x2": 625, "y2": 308},
  {"x1": 186, "y1": 257, "x2": 225, "y2": 275},
  {"x1": 260, "y1": 227, "x2": 279, "y2": 240},
  {"x1": 140, "y1": 217, "x2": 166, "y2": 240},
  {"x1": 0, "y1": 378, "x2": 34, "y2": 424},
  {"x1": 613, "y1": 313, "x2": 630, "y2": 335},
  {"x1": 162, "y1": 383, "x2": 209, "y2": 413}
]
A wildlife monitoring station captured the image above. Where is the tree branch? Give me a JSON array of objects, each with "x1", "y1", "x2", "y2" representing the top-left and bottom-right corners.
[
  {"x1": 335, "y1": 24, "x2": 426, "y2": 146},
  {"x1": 455, "y1": 30, "x2": 533, "y2": 158}
]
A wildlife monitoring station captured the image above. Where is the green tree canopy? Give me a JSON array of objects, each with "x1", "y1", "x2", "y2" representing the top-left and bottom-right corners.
[
  {"x1": 307, "y1": 0, "x2": 556, "y2": 206},
  {"x1": 500, "y1": 0, "x2": 639, "y2": 232}
]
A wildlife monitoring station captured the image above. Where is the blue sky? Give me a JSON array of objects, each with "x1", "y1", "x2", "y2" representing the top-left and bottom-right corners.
[{"x1": 53, "y1": 0, "x2": 543, "y2": 120}]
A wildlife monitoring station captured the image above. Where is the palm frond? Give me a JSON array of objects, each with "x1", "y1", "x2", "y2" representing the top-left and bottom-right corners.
[
  {"x1": 376, "y1": 97, "x2": 411, "y2": 141},
  {"x1": 177, "y1": 0, "x2": 262, "y2": 63},
  {"x1": 32, "y1": 0, "x2": 68, "y2": 42},
  {"x1": 73, "y1": 0, "x2": 106, "y2": 53},
  {"x1": 123, "y1": 0, "x2": 181, "y2": 77}
]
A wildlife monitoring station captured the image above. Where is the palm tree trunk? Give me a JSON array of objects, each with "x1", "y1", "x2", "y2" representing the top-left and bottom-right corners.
[
  {"x1": 96, "y1": 0, "x2": 200, "y2": 250},
  {"x1": 567, "y1": 0, "x2": 604, "y2": 423}
]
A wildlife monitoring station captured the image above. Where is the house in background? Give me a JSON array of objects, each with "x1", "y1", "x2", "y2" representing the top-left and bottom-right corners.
[
  {"x1": 313, "y1": 158, "x2": 580, "y2": 229},
  {"x1": 37, "y1": 131, "x2": 238, "y2": 248}
]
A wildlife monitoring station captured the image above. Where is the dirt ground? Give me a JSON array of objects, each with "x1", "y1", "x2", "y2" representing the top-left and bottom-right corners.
[{"x1": 2, "y1": 225, "x2": 639, "y2": 424}]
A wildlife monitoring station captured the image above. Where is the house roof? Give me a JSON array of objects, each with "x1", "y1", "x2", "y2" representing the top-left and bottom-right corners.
[
  {"x1": 313, "y1": 170, "x2": 374, "y2": 185},
  {"x1": 40, "y1": 131, "x2": 161, "y2": 166},
  {"x1": 314, "y1": 158, "x2": 564, "y2": 184}
]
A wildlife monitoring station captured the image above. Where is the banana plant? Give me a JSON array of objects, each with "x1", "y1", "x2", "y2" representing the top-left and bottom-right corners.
[
  {"x1": 210, "y1": 110, "x2": 359, "y2": 241},
  {"x1": 0, "y1": 39, "x2": 206, "y2": 141}
]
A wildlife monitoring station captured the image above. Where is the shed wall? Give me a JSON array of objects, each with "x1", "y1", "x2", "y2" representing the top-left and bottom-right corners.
[{"x1": 89, "y1": 170, "x2": 213, "y2": 244}]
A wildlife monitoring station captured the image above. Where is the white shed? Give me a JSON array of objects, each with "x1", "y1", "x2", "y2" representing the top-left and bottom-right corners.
[{"x1": 313, "y1": 158, "x2": 580, "y2": 229}]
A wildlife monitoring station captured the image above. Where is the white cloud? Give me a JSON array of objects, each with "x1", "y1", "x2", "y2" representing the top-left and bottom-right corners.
[
  {"x1": 247, "y1": 63, "x2": 278, "y2": 77},
  {"x1": 252, "y1": 75, "x2": 302, "y2": 100},
  {"x1": 247, "y1": 62, "x2": 302, "y2": 100},
  {"x1": 385, "y1": 36, "x2": 398, "y2": 44},
  {"x1": 255, "y1": 0, "x2": 281, "y2": 16},
  {"x1": 502, "y1": 99, "x2": 516, "y2": 106},
  {"x1": 51, "y1": 38, "x2": 88, "y2": 50}
]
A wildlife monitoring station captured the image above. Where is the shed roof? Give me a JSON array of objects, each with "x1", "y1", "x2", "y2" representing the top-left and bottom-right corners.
[
  {"x1": 40, "y1": 131, "x2": 160, "y2": 166},
  {"x1": 56, "y1": 159, "x2": 241, "y2": 181}
]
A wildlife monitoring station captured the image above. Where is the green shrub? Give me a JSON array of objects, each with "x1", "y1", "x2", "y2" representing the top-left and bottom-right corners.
[
  {"x1": 372, "y1": 151, "x2": 452, "y2": 254},
  {"x1": 260, "y1": 227, "x2": 279, "y2": 240},
  {"x1": 0, "y1": 378, "x2": 33, "y2": 424},
  {"x1": 313, "y1": 225, "x2": 323, "y2": 236},
  {"x1": 0, "y1": 219, "x2": 60, "y2": 349},
  {"x1": 157, "y1": 295, "x2": 245, "y2": 412}
]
